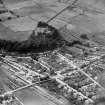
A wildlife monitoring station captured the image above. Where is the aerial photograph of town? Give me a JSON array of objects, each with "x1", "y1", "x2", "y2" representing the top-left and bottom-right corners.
[{"x1": 0, "y1": 0, "x2": 105, "y2": 105}]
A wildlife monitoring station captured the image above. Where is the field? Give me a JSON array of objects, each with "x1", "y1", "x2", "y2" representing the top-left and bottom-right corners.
[{"x1": 0, "y1": 0, "x2": 105, "y2": 43}]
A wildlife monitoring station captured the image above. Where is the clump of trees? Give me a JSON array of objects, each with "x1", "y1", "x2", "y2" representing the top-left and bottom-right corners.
[
  {"x1": 0, "y1": 22, "x2": 65, "y2": 54},
  {"x1": 80, "y1": 34, "x2": 89, "y2": 40}
]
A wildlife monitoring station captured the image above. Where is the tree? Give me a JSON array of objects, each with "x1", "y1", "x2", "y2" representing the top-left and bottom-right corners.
[{"x1": 80, "y1": 34, "x2": 89, "y2": 40}]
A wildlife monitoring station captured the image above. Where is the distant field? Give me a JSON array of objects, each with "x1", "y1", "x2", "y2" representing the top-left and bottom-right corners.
[
  {"x1": 4, "y1": 0, "x2": 30, "y2": 4},
  {"x1": 1, "y1": 0, "x2": 105, "y2": 45},
  {"x1": 0, "y1": 23, "x2": 31, "y2": 41},
  {"x1": 87, "y1": 32, "x2": 105, "y2": 46}
]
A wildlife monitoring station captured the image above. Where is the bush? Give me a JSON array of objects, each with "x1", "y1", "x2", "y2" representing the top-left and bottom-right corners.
[{"x1": 80, "y1": 34, "x2": 89, "y2": 40}]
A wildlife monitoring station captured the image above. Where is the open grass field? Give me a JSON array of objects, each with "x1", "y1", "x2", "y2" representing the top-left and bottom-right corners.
[{"x1": 1, "y1": 0, "x2": 105, "y2": 43}]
